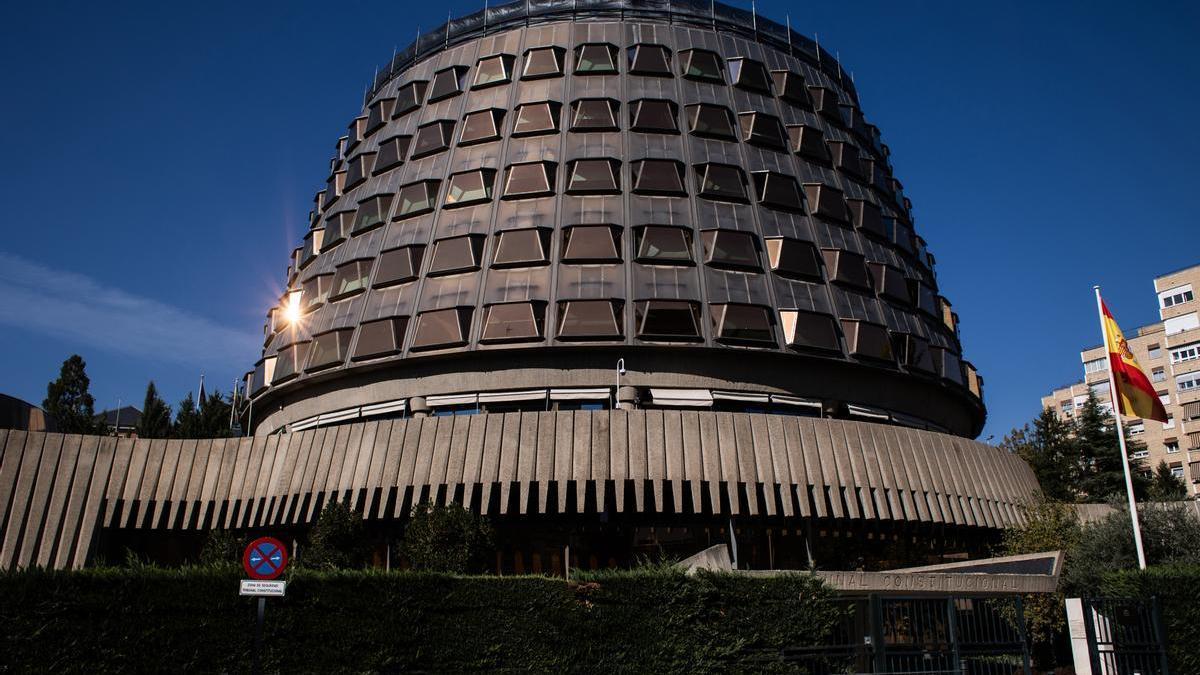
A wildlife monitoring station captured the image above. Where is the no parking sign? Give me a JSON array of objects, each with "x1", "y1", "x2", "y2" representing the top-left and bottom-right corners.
[{"x1": 243, "y1": 537, "x2": 288, "y2": 581}]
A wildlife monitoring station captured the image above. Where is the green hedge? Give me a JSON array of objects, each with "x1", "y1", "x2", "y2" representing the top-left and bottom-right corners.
[
  {"x1": 0, "y1": 566, "x2": 840, "y2": 673},
  {"x1": 1094, "y1": 564, "x2": 1200, "y2": 675}
]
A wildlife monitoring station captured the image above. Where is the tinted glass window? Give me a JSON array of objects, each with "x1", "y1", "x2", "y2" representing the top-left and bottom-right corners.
[
  {"x1": 788, "y1": 125, "x2": 830, "y2": 162},
  {"x1": 444, "y1": 169, "x2": 495, "y2": 208},
  {"x1": 680, "y1": 49, "x2": 724, "y2": 82},
  {"x1": 562, "y1": 225, "x2": 621, "y2": 262},
  {"x1": 728, "y1": 58, "x2": 772, "y2": 93},
  {"x1": 428, "y1": 66, "x2": 467, "y2": 102},
  {"x1": 393, "y1": 81, "x2": 428, "y2": 118},
  {"x1": 396, "y1": 180, "x2": 439, "y2": 219},
  {"x1": 374, "y1": 246, "x2": 425, "y2": 288},
  {"x1": 892, "y1": 332, "x2": 935, "y2": 372},
  {"x1": 848, "y1": 199, "x2": 886, "y2": 238},
  {"x1": 365, "y1": 98, "x2": 394, "y2": 136},
  {"x1": 869, "y1": 262, "x2": 911, "y2": 304},
  {"x1": 809, "y1": 86, "x2": 842, "y2": 120},
  {"x1": 765, "y1": 238, "x2": 821, "y2": 280},
  {"x1": 571, "y1": 99, "x2": 619, "y2": 131},
  {"x1": 272, "y1": 342, "x2": 309, "y2": 383},
  {"x1": 738, "y1": 112, "x2": 787, "y2": 150},
  {"x1": 411, "y1": 308, "x2": 472, "y2": 350},
  {"x1": 503, "y1": 162, "x2": 556, "y2": 199},
  {"x1": 636, "y1": 226, "x2": 692, "y2": 264},
  {"x1": 493, "y1": 228, "x2": 549, "y2": 268},
  {"x1": 781, "y1": 310, "x2": 841, "y2": 352},
  {"x1": 331, "y1": 260, "x2": 371, "y2": 300},
  {"x1": 631, "y1": 160, "x2": 686, "y2": 196},
  {"x1": 512, "y1": 102, "x2": 560, "y2": 136},
  {"x1": 322, "y1": 211, "x2": 353, "y2": 250},
  {"x1": 429, "y1": 235, "x2": 484, "y2": 276},
  {"x1": 557, "y1": 300, "x2": 623, "y2": 339},
  {"x1": 771, "y1": 70, "x2": 811, "y2": 108},
  {"x1": 842, "y1": 320, "x2": 893, "y2": 361},
  {"x1": 713, "y1": 304, "x2": 774, "y2": 344},
  {"x1": 301, "y1": 274, "x2": 333, "y2": 309},
  {"x1": 828, "y1": 141, "x2": 864, "y2": 177},
  {"x1": 352, "y1": 317, "x2": 407, "y2": 360},
  {"x1": 630, "y1": 99, "x2": 678, "y2": 133},
  {"x1": 522, "y1": 46, "x2": 564, "y2": 79},
  {"x1": 686, "y1": 104, "x2": 736, "y2": 140},
  {"x1": 566, "y1": 159, "x2": 620, "y2": 194},
  {"x1": 575, "y1": 43, "x2": 618, "y2": 74},
  {"x1": 353, "y1": 194, "x2": 392, "y2": 234},
  {"x1": 473, "y1": 54, "x2": 514, "y2": 89},
  {"x1": 411, "y1": 120, "x2": 454, "y2": 158},
  {"x1": 636, "y1": 300, "x2": 702, "y2": 340},
  {"x1": 375, "y1": 135, "x2": 410, "y2": 173},
  {"x1": 628, "y1": 44, "x2": 672, "y2": 76},
  {"x1": 803, "y1": 184, "x2": 848, "y2": 222},
  {"x1": 695, "y1": 163, "x2": 748, "y2": 202},
  {"x1": 821, "y1": 249, "x2": 872, "y2": 290},
  {"x1": 307, "y1": 329, "x2": 353, "y2": 371},
  {"x1": 460, "y1": 109, "x2": 504, "y2": 145},
  {"x1": 701, "y1": 230, "x2": 760, "y2": 270},
  {"x1": 752, "y1": 172, "x2": 803, "y2": 212},
  {"x1": 345, "y1": 152, "x2": 376, "y2": 188},
  {"x1": 481, "y1": 302, "x2": 545, "y2": 342}
]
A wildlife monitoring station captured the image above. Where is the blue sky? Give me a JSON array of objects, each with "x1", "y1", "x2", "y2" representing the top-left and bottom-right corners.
[{"x1": 1, "y1": 1, "x2": 1196, "y2": 440}]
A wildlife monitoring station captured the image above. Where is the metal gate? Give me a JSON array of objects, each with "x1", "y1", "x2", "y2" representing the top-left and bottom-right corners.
[
  {"x1": 783, "y1": 595, "x2": 1032, "y2": 674},
  {"x1": 1079, "y1": 598, "x2": 1170, "y2": 675}
]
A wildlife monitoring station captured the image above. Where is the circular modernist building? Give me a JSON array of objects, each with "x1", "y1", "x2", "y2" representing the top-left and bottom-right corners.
[{"x1": 227, "y1": 0, "x2": 1035, "y2": 571}]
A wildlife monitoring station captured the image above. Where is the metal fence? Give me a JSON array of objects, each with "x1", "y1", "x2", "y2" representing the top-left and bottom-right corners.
[{"x1": 1080, "y1": 597, "x2": 1170, "y2": 675}]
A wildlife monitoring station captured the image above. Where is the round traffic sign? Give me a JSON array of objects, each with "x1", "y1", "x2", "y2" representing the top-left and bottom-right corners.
[{"x1": 243, "y1": 536, "x2": 289, "y2": 580}]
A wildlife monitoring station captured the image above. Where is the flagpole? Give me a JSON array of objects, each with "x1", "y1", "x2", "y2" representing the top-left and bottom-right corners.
[{"x1": 1093, "y1": 285, "x2": 1147, "y2": 570}]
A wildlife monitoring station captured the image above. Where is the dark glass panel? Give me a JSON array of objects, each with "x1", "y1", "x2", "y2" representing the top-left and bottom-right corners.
[
  {"x1": 738, "y1": 112, "x2": 787, "y2": 150},
  {"x1": 869, "y1": 262, "x2": 912, "y2": 304},
  {"x1": 803, "y1": 183, "x2": 848, "y2": 222},
  {"x1": 428, "y1": 66, "x2": 467, "y2": 102},
  {"x1": 828, "y1": 141, "x2": 864, "y2": 178},
  {"x1": 765, "y1": 238, "x2": 821, "y2": 280},
  {"x1": 352, "y1": 317, "x2": 408, "y2": 360},
  {"x1": 686, "y1": 104, "x2": 736, "y2": 140},
  {"x1": 821, "y1": 249, "x2": 872, "y2": 291},
  {"x1": 629, "y1": 99, "x2": 678, "y2": 133},
  {"x1": 557, "y1": 300, "x2": 623, "y2": 339},
  {"x1": 322, "y1": 173, "x2": 342, "y2": 209},
  {"x1": 728, "y1": 57, "x2": 772, "y2": 93},
  {"x1": 459, "y1": 109, "x2": 504, "y2": 146},
  {"x1": 345, "y1": 117, "x2": 365, "y2": 151},
  {"x1": 909, "y1": 280, "x2": 939, "y2": 316},
  {"x1": 636, "y1": 226, "x2": 692, "y2": 264},
  {"x1": 932, "y1": 347, "x2": 965, "y2": 385},
  {"x1": 781, "y1": 310, "x2": 841, "y2": 352},
  {"x1": 411, "y1": 307, "x2": 472, "y2": 351},
  {"x1": 628, "y1": 44, "x2": 672, "y2": 76},
  {"x1": 631, "y1": 159, "x2": 686, "y2": 196},
  {"x1": 480, "y1": 302, "x2": 545, "y2": 343},
  {"x1": 562, "y1": 225, "x2": 621, "y2": 263},
  {"x1": 344, "y1": 152, "x2": 375, "y2": 189},
  {"x1": 393, "y1": 81, "x2": 428, "y2": 118},
  {"x1": 848, "y1": 199, "x2": 886, "y2": 238},
  {"x1": 636, "y1": 300, "x2": 702, "y2": 341},
  {"x1": 321, "y1": 211, "x2": 353, "y2": 250},
  {"x1": 570, "y1": 99, "x2": 619, "y2": 132},
  {"x1": 330, "y1": 259, "x2": 371, "y2": 300},
  {"x1": 512, "y1": 101, "x2": 561, "y2": 137},
  {"x1": 713, "y1": 304, "x2": 775, "y2": 344},
  {"x1": 365, "y1": 98, "x2": 395, "y2": 136},
  {"x1": 374, "y1": 135, "x2": 410, "y2": 174},
  {"x1": 352, "y1": 194, "x2": 392, "y2": 234},
  {"x1": 752, "y1": 171, "x2": 803, "y2": 212},
  {"x1": 771, "y1": 70, "x2": 811, "y2": 108},
  {"x1": 575, "y1": 43, "x2": 618, "y2": 74},
  {"x1": 444, "y1": 169, "x2": 495, "y2": 208},
  {"x1": 680, "y1": 49, "x2": 724, "y2": 82},
  {"x1": 788, "y1": 125, "x2": 830, "y2": 162},
  {"x1": 411, "y1": 120, "x2": 454, "y2": 158},
  {"x1": 306, "y1": 329, "x2": 353, "y2": 371},
  {"x1": 272, "y1": 342, "x2": 309, "y2": 383},
  {"x1": 808, "y1": 86, "x2": 843, "y2": 122},
  {"x1": 841, "y1": 320, "x2": 893, "y2": 362},
  {"x1": 695, "y1": 163, "x2": 748, "y2": 202},
  {"x1": 566, "y1": 159, "x2": 620, "y2": 194},
  {"x1": 492, "y1": 228, "x2": 550, "y2": 268},
  {"x1": 891, "y1": 332, "x2": 935, "y2": 372},
  {"x1": 428, "y1": 234, "x2": 484, "y2": 276},
  {"x1": 502, "y1": 162, "x2": 556, "y2": 199},
  {"x1": 701, "y1": 230, "x2": 760, "y2": 270},
  {"x1": 395, "y1": 180, "x2": 439, "y2": 219},
  {"x1": 472, "y1": 54, "x2": 515, "y2": 89},
  {"x1": 374, "y1": 245, "x2": 425, "y2": 288},
  {"x1": 522, "y1": 46, "x2": 565, "y2": 79},
  {"x1": 301, "y1": 274, "x2": 333, "y2": 310}
]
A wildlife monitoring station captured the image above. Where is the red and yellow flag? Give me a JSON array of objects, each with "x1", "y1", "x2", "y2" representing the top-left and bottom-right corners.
[{"x1": 1101, "y1": 300, "x2": 1169, "y2": 422}]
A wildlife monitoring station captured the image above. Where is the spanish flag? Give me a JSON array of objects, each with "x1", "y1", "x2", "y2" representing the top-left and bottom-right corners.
[{"x1": 1100, "y1": 300, "x2": 1169, "y2": 422}]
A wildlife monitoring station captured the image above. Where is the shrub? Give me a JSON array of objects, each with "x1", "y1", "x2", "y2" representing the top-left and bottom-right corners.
[
  {"x1": 301, "y1": 500, "x2": 369, "y2": 570},
  {"x1": 400, "y1": 502, "x2": 493, "y2": 574}
]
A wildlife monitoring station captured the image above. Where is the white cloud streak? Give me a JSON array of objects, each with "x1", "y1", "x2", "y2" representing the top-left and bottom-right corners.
[{"x1": 0, "y1": 251, "x2": 260, "y2": 368}]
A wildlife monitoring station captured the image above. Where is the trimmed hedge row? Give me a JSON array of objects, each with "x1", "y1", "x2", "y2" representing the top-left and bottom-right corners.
[
  {"x1": 0, "y1": 566, "x2": 840, "y2": 673},
  {"x1": 1095, "y1": 564, "x2": 1200, "y2": 675}
]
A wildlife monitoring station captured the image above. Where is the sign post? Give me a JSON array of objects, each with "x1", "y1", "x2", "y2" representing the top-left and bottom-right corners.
[{"x1": 241, "y1": 536, "x2": 289, "y2": 675}]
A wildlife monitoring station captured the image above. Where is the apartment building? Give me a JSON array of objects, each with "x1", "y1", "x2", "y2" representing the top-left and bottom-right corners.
[{"x1": 1041, "y1": 264, "x2": 1200, "y2": 496}]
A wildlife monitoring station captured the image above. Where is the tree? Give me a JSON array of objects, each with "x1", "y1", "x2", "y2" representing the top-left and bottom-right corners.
[
  {"x1": 173, "y1": 393, "x2": 204, "y2": 439},
  {"x1": 1063, "y1": 502, "x2": 1200, "y2": 593},
  {"x1": 303, "y1": 500, "x2": 369, "y2": 570},
  {"x1": 1073, "y1": 392, "x2": 1149, "y2": 501},
  {"x1": 1002, "y1": 408, "x2": 1078, "y2": 501},
  {"x1": 1147, "y1": 461, "x2": 1188, "y2": 501},
  {"x1": 401, "y1": 502, "x2": 494, "y2": 573},
  {"x1": 43, "y1": 355, "x2": 105, "y2": 435},
  {"x1": 198, "y1": 389, "x2": 232, "y2": 438},
  {"x1": 136, "y1": 381, "x2": 172, "y2": 438}
]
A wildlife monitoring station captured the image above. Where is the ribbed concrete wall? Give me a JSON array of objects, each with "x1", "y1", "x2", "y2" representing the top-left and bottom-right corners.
[{"x1": 0, "y1": 412, "x2": 1038, "y2": 570}]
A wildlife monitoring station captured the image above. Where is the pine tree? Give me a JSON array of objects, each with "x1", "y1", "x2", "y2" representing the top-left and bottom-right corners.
[
  {"x1": 173, "y1": 393, "x2": 204, "y2": 439},
  {"x1": 43, "y1": 355, "x2": 104, "y2": 435},
  {"x1": 1073, "y1": 392, "x2": 1149, "y2": 501},
  {"x1": 1147, "y1": 461, "x2": 1188, "y2": 501},
  {"x1": 136, "y1": 381, "x2": 172, "y2": 438},
  {"x1": 199, "y1": 389, "x2": 232, "y2": 438},
  {"x1": 1003, "y1": 407, "x2": 1079, "y2": 502}
]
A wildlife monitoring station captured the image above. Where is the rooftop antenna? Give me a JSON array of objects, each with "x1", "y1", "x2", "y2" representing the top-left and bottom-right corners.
[
  {"x1": 710, "y1": 0, "x2": 715, "y2": 29},
  {"x1": 445, "y1": 10, "x2": 451, "y2": 48},
  {"x1": 785, "y1": 14, "x2": 793, "y2": 57},
  {"x1": 814, "y1": 33, "x2": 821, "y2": 67},
  {"x1": 836, "y1": 50, "x2": 843, "y2": 86},
  {"x1": 484, "y1": 0, "x2": 488, "y2": 32},
  {"x1": 751, "y1": 0, "x2": 758, "y2": 38}
]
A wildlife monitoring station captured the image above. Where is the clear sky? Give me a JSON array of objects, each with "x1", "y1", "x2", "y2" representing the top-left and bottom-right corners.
[{"x1": 1, "y1": 1, "x2": 1196, "y2": 440}]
